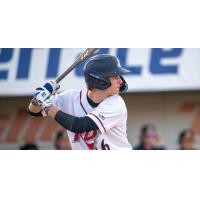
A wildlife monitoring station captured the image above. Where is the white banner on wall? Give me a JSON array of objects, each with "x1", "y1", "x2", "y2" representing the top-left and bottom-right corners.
[{"x1": 0, "y1": 48, "x2": 200, "y2": 96}]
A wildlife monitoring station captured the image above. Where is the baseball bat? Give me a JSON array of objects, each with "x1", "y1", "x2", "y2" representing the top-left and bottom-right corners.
[{"x1": 32, "y1": 48, "x2": 99, "y2": 106}]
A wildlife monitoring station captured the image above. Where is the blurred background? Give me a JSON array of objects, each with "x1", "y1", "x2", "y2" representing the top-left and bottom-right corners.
[{"x1": 0, "y1": 48, "x2": 200, "y2": 149}]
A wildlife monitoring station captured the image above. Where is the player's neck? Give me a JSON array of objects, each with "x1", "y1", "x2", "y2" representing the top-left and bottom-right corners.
[{"x1": 87, "y1": 89, "x2": 108, "y2": 103}]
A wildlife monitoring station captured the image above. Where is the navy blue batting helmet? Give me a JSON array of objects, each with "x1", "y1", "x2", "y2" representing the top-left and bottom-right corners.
[{"x1": 83, "y1": 54, "x2": 129, "y2": 91}]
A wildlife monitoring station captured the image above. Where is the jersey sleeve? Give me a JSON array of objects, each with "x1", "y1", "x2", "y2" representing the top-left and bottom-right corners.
[
  {"x1": 50, "y1": 93, "x2": 63, "y2": 110},
  {"x1": 87, "y1": 95, "x2": 127, "y2": 134},
  {"x1": 50, "y1": 90, "x2": 73, "y2": 110}
]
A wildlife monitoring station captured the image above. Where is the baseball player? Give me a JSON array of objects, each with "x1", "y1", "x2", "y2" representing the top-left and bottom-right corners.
[{"x1": 28, "y1": 54, "x2": 132, "y2": 150}]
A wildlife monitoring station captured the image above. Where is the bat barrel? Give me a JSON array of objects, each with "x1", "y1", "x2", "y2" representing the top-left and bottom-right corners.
[{"x1": 56, "y1": 48, "x2": 98, "y2": 83}]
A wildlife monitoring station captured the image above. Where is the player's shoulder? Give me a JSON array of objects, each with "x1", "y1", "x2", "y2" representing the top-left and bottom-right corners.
[
  {"x1": 100, "y1": 95, "x2": 126, "y2": 113},
  {"x1": 103, "y1": 94, "x2": 125, "y2": 105},
  {"x1": 58, "y1": 89, "x2": 81, "y2": 98},
  {"x1": 54, "y1": 89, "x2": 81, "y2": 102}
]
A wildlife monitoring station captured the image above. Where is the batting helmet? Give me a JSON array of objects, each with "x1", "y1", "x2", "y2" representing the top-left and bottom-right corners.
[{"x1": 83, "y1": 54, "x2": 129, "y2": 91}]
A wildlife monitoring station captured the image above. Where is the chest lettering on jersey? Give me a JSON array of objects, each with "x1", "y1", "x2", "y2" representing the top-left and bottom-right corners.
[{"x1": 72, "y1": 130, "x2": 98, "y2": 149}]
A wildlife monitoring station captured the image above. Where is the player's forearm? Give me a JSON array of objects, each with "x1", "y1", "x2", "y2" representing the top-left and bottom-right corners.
[
  {"x1": 27, "y1": 102, "x2": 43, "y2": 117},
  {"x1": 28, "y1": 102, "x2": 42, "y2": 113},
  {"x1": 45, "y1": 106, "x2": 59, "y2": 118},
  {"x1": 27, "y1": 103, "x2": 58, "y2": 117},
  {"x1": 54, "y1": 110, "x2": 99, "y2": 133}
]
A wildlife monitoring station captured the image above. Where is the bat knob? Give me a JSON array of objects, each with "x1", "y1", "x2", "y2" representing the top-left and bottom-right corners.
[{"x1": 31, "y1": 98, "x2": 40, "y2": 106}]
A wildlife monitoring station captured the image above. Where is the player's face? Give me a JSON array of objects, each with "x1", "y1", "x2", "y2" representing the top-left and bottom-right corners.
[{"x1": 107, "y1": 76, "x2": 122, "y2": 95}]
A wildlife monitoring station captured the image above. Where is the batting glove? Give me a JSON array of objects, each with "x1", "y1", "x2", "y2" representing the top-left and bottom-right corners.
[
  {"x1": 33, "y1": 87, "x2": 51, "y2": 106},
  {"x1": 43, "y1": 80, "x2": 60, "y2": 95},
  {"x1": 41, "y1": 97, "x2": 53, "y2": 117},
  {"x1": 33, "y1": 80, "x2": 60, "y2": 106}
]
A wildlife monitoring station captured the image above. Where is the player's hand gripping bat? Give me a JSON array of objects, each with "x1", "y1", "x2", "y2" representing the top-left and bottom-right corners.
[{"x1": 31, "y1": 48, "x2": 99, "y2": 106}]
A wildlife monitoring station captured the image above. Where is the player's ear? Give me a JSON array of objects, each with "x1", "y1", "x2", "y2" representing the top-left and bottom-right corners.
[{"x1": 120, "y1": 76, "x2": 128, "y2": 92}]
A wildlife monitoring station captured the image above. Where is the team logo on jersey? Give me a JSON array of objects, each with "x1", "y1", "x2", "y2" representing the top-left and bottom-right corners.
[
  {"x1": 98, "y1": 114, "x2": 105, "y2": 120},
  {"x1": 72, "y1": 130, "x2": 98, "y2": 150}
]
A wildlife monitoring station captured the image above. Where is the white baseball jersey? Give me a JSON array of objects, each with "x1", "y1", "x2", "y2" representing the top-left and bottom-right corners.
[{"x1": 51, "y1": 89, "x2": 132, "y2": 150}]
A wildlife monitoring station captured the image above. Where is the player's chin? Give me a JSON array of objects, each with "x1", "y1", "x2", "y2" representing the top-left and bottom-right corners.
[
  {"x1": 113, "y1": 88, "x2": 120, "y2": 95},
  {"x1": 108, "y1": 87, "x2": 120, "y2": 95}
]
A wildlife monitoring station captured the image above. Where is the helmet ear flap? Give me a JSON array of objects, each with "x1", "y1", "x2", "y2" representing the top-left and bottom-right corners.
[
  {"x1": 120, "y1": 76, "x2": 128, "y2": 92},
  {"x1": 88, "y1": 73, "x2": 111, "y2": 90}
]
